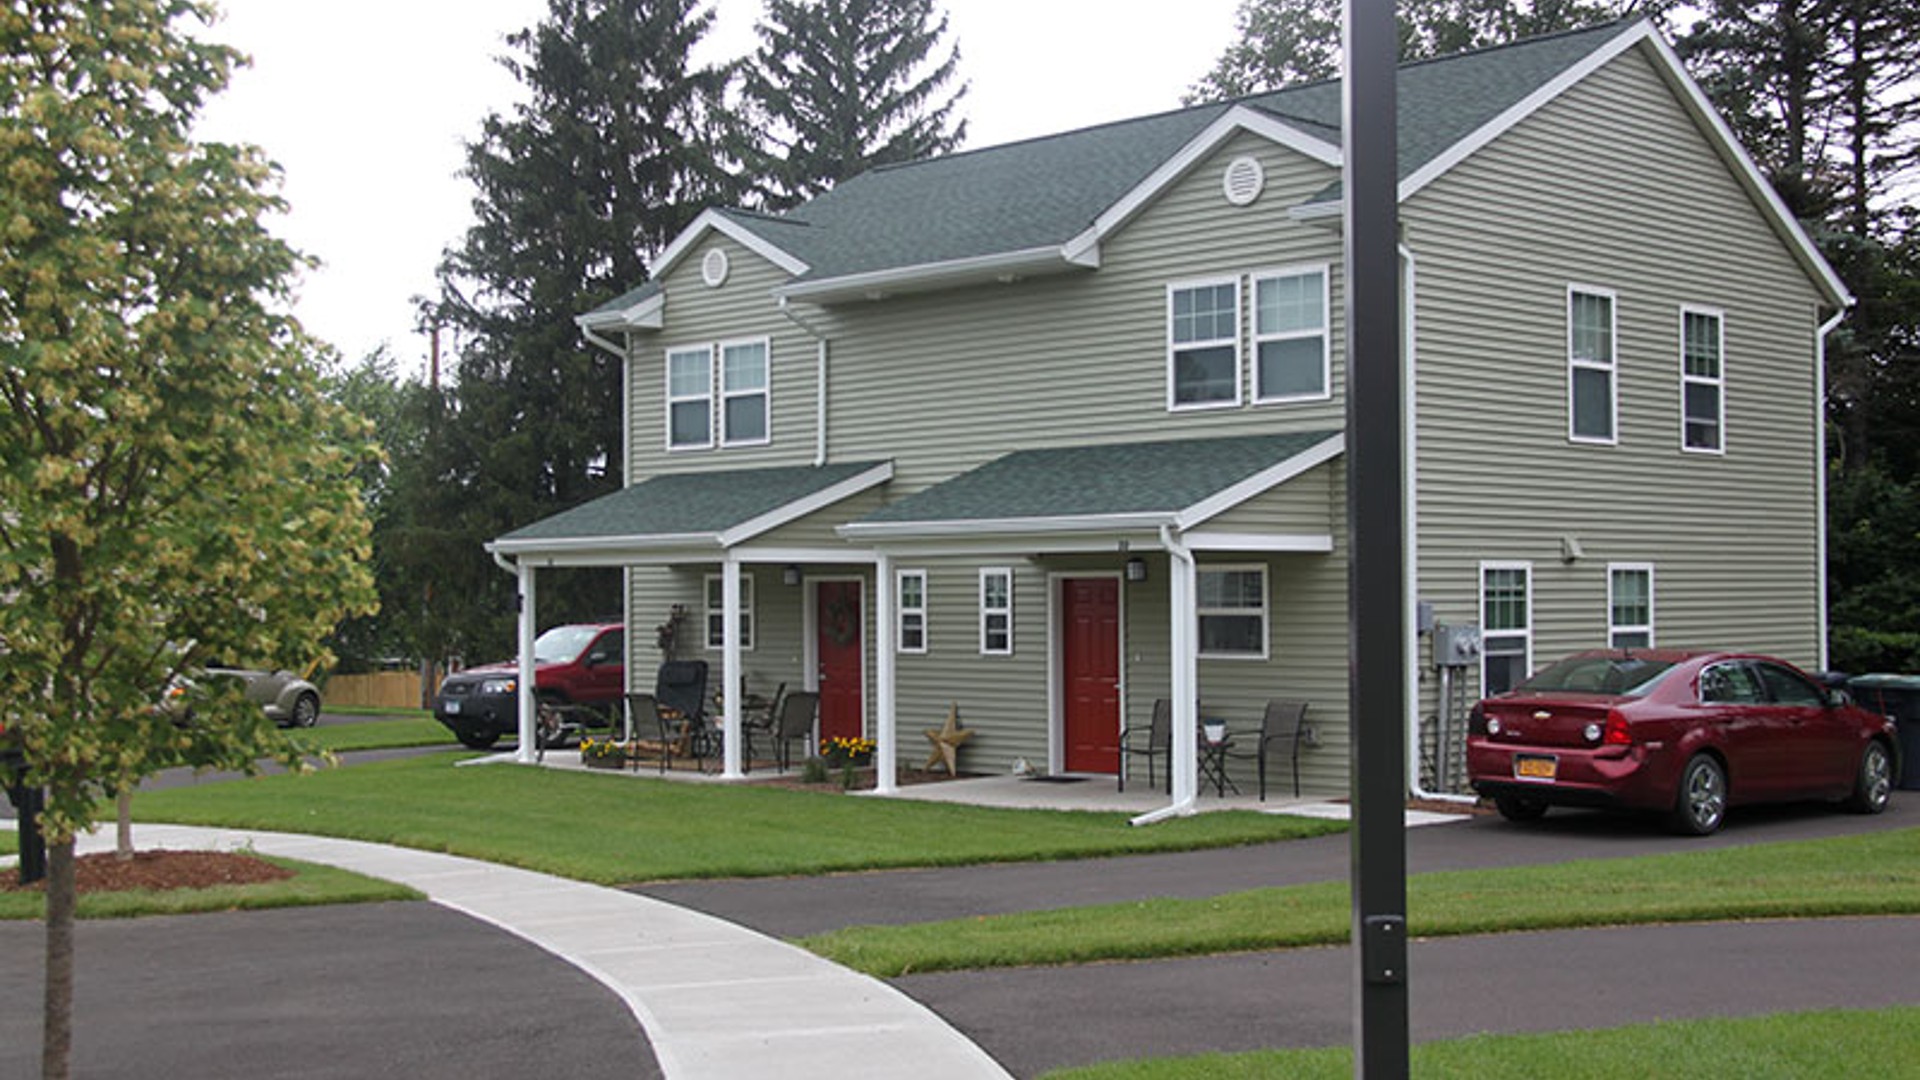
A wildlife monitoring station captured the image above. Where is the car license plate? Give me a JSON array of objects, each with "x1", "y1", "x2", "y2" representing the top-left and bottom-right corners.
[
  {"x1": 444, "y1": 700, "x2": 461, "y2": 715},
  {"x1": 1514, "y1": 754, "x2": 1557, "y2": 781}
]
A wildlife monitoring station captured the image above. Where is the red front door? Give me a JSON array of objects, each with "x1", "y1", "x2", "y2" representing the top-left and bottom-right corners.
[
  {"x1": 815, "y1": 579, "x2": 864, "y2": 744},
  {"x1": 1062, "y1": 577, "x2": 1121, "y2": 774}
]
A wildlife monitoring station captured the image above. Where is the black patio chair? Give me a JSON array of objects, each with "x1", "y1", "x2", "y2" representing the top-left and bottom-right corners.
[
  {"x1": 739, "y1": 681, "x2": 786, "y2": 771},
  {"x1": 1117, "y1": 698, "x2": 1171, "y2": 793},
  {"x1": 654, "y1": 660, "x2": 714, "y2": 770},
  {"x1": 771, "y1": 690, "x2": 820, "y2": 772},
  {"x1": 1227, "y1": 699, "x2": 1308, "y2": 800}
]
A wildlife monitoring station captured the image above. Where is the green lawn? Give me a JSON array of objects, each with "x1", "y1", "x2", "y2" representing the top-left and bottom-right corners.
[
  {"x1": 803, "y1": 827, "x2": 1920, "y2": 975},
  {"x1": 282, "y1": 715, "x2": 457, "y2": 754},
  {"x1": 1037, "y1": 1007, "x2": 1920, "y2": 1080},
  {"x1": 0, "y1": 855, "x2": 421, "y2": 920},
  {"x1": 131, "y1": 752, "x2": 1346, "y2": 883}
]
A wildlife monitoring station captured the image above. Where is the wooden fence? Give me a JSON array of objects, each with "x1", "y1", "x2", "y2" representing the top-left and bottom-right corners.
[{"x1": 324, "y1": 670, "x2": 439, "y2": 710}]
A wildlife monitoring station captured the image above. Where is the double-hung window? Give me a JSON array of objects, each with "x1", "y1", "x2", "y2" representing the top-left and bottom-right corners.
[
  {"x1": 720, "y1": 338, "x2": 769, "y2": 446},
  {"x1": 667, "y1": 346, "x2": 714, "y2": 449},
  {"x1": 979, "y1": 568, "x2": 1012, "y2": 655},
  {"x1": 1168, "y1": 278, "x2": 1240, "y2": 409},
  {"x1": 1608, "y1": 564, "x2": 1654, "y2": 648},
  {"x1": 1197, "y1": 565, "x2": 1268, "y2": 659},
  {"x1": 1481, "y1": 562, "x2": 1532, "y2": 694},
  {"x1": 898, "y1": 569, "x2": 928, "y2": 654},
  {"x1": 704, "y1": 573, "x2": 755, "y2": 650},
  {"x1": 1252, "y1": 266, "x2": 1329, "y2": 402},
  {"x1": 1680, "y1": 307, "x2": 1724, "y2": 453},
  {"x1": 1568, "y1": 287, "x2": 1617, "y2": 444}
]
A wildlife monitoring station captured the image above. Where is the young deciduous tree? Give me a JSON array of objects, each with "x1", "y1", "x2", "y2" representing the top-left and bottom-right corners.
[
  {"x1": 0, "y1": 3, "x2": 377, "y2": 1075},
  {"x1": 741, "y1": 0, "x2": 968, "y2": 207},
  {"x1": 426, "y1": 0, "x2": 741, "y2": 657}
]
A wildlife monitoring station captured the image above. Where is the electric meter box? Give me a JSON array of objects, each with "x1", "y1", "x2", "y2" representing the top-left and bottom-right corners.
[{"x1": 1433, "y1": 623, "x2": 1482, "y2": 667}]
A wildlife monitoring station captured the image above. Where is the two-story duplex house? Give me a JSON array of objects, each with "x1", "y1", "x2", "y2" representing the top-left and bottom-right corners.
[{"x1": 485, "y1": 18, "x2": 1850, "y2": 814}]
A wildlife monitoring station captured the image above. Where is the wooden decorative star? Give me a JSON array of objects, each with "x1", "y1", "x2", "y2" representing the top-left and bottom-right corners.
[{"x1": 923, "y1": 703, "x2": 973, "y2": 775}]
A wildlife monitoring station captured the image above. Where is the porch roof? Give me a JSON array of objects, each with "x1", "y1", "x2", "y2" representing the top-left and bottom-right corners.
[
  {"x1": 487, "y1": 461, "x2": 892, "y2": 561},
  {"x1": 840, "y1": 430, "x2": 1342, "y2": 541}
]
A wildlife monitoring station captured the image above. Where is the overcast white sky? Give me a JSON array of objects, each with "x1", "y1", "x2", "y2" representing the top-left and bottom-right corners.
[{"x1": 194, "y1": 0, "x2": 1246, "y2": 378}]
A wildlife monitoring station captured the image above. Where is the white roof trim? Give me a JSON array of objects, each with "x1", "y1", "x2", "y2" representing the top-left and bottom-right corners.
[
  {"x1": 486, "y1": 532, "x2": 722, "y2": 559},
  {"x1": 772, "y1": 246, "x2": 1074, "y2": 303},
  {"x1": 1173, "y1": 433, "x2": 1344, "y2": 531},
  {"x1": 841, "y1": 511, "x2": 1178, "y2": 542},
  {"x1": 1062, "y1": 106, "x2": 1341, "y2": 265},
  {"x1": 1182, "y1": 530, "x2": 1334, "y2": 553},
  {"x1": 575, "y1": 290, "x2": 663, "y2": 332},
  {"x1": 650, "y1": 208, "x2": 811, "y2": 281},
  {"x1": 716, "y1": 462, "x2": 894, "y2": 547}
]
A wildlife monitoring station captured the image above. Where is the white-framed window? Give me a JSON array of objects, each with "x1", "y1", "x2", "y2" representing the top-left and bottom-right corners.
[
  {"x1": 1252, "y1": 265, "x2": 1329, "y2": 402},
  {"x1": 1197, "y1": 564, "x2": 1268, "y2": 659},
  {"x1": 1480, "y1": 562, "x2": 1532, "y2": 695},
  {"x1": 666, "y1": 346, "x2": 714, "y2": 449},
  {"x1": 1680, "y1": 307, "x2": 1724, "y2": 454},
  {"x1": 1608, "y1": 563, "x2": 1655, "y2": 649},
  {"x1": 1167, "y1": 277, "x2": 1240, "y2": 410},
  {"x1": 704, "y1": 573, "x2": 755, "y2": 650},
  {"x1": 979, "y1": 567, "x2": 1012, "y2": 655},
  {"x1": 898, "y1": 569, "x2": 928, "y2": 654},
  {"x1": 719, "y1": 337, "x2": 770, "y2": 446},
  {"x1": 1568, "y1": 286, "x2": 1617, "y2": 444}
]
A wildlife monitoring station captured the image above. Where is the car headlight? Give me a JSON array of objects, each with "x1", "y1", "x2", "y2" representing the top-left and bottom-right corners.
[{"x1": 478, "y1": 678, "x2": 516, "y2": 695}]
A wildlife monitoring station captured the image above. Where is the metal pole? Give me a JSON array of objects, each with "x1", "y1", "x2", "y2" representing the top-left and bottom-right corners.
[{"x1": 1344, "y1": 0, "x2": 1409, "y2": 1077}]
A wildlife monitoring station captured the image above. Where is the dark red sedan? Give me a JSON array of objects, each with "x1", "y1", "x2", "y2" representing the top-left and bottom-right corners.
[{"x1": 1468, "y1": 649, "x2": 1900, "y2": 835}]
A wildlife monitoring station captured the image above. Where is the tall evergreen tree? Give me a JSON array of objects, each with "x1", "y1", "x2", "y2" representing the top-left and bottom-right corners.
[
  {"x1": 741, "y1": 0, "x2": 967, "y2": 208},
  {"x1": 1186, "y1": 0, "x2": 1665, "y2": 101},
  {"x1": 427, "y1": 0, "x2": 740, "y2": 656}
]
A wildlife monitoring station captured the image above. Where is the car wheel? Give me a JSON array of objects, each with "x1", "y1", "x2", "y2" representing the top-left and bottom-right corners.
[
  {"x1": 1669, "y1": 754, "x2": 1728, "y2": 836},
  {"x1": 1494, "y1": 793, "x2": 1550, "y2": 822},
  {"x1": 290, "y1": 693, "x2": 320, "y2": 729},
  {"x1": 1845, "y1": 741, "x2": 1893, "y2": 815},
  {"x1": 457, "y1": 730, "x2": 501, "y2": 750}
]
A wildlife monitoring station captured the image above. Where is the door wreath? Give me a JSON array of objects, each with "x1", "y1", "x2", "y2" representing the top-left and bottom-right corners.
[{"x1": 823, "y1": 590, "x2": 858, "y2": 647}]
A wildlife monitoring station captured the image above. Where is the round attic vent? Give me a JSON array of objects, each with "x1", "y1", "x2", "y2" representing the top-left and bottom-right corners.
[
  {"x1": 701, "y1": 248, "x2": 729, "y2": 287},
  {"x1": 1222, "y1": 155, "x2": 1265, "y2": 206}
]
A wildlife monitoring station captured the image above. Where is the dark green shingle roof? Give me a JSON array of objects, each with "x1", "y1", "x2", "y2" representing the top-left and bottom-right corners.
[
  {"x1": 707, "y1": 20, "x2": 1641, "y2": 287},
  {"x1": 494, "y1": 461, "x2": 887, "y2": 547},
  {"x1": 853, "y1": 431, "x2": 1340, "y2": 528}
]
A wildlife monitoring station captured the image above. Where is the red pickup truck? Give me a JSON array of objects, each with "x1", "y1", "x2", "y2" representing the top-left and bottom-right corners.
[{"x1": 432, "y1": 623, "x2": 625, "y2": 749}]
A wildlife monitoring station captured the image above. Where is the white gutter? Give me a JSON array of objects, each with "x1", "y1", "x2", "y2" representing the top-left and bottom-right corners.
[
  {"x1": 1395, "y1": 240, "x2": 1475, "y2": 806},
  {"x1": 1132, "y1": 524, "x2": 1200, "y2": 826},
  {"x1": 1816, "y1": 307, "x2": 1849, "y2": 671},
  {"x1": 778, "y1": 296, "x2": 831, "y2": 466},
  {"x1": 578, "y1": 325, "x2": 626, "y2": 358}
]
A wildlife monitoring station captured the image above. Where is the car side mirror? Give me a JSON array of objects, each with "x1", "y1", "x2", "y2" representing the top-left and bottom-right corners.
[{"x1": 1826, "y1": 688, "x2": 1853, "y2": 708}]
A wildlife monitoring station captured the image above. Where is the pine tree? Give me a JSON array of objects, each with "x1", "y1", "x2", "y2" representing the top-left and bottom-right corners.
[
  {"x1": 426, "y1": 0, "x2": 741, "y2": 656},
  {"x1": 741, "y1": 0, "x2": 967, "y2": 208}
]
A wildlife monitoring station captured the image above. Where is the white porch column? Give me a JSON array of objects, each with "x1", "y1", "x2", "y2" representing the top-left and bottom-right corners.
[
  {"x1": 515, "y1": 561, "x2": 537, "y2": 764},
  {"x1": 721, "y1": 555, "x2": 744, "y2": 778},
  {"x1": 1168, "y1": 539, "x2": 1198, "y2": 809},
  {"x1": 874, "y1": 552, "x2": 898, "y2": 794}
]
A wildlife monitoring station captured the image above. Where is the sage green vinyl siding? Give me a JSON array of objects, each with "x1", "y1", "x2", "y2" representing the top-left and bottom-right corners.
[
  {"x1": 892, "y1": 559, "x2": 1048, "y2": 772},
  {"x1": 1198, "y1": 461, "x2": 1337, "y2": 535},
  {"x1": 742, "y1": 487, "x2": 891, "y2": 550},
  {"x1": 629, "y1": 235, "x2": 820, "y2": 478},
  {"x1": 626, "y1": 564, "x2": 826, "y2": 718},
  {"x1": 1405, "y1": 47, "x2": 1826, "y2": 743}
]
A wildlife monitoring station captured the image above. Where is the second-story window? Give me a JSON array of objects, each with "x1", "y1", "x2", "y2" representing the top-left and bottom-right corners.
[
  {"x1": 1168, "y1": 278, "x2": 1240, "y2": 409},
  {"x1": 1681, "y1": 307, "x2": 1724, "y2": 453},
  {"x1": 667, "y1": 346, "x2": 713, "y2": 449},
  {"x1": 1568, "y1": 287, "x2": 1617, "y2": 444},
  {"x1": 1252, "y1": 266, "x2": 1329, "y2": 402},
  {"x1": 720, "y1": 339, "x2": 769, "y2": 446}
]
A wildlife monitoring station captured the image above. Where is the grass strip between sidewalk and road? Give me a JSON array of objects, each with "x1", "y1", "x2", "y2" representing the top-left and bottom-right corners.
[
  {"x1": 800, "y1": 826, "x2": 1920, "y2": 975},
  {"x1": 1035, "y1": 1006, "x2": 1920, "y2": 1080},
  {"x1": 0, "y1": 856, "x2": 422, "y2": 920},
  {"x1": 130, "y1": 752, "x2": 1347, "y2": 883}
]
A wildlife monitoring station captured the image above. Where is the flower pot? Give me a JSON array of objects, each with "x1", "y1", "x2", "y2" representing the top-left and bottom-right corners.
[{"x1": 582, "y1": 754, "x2": 625, "y2": 770}]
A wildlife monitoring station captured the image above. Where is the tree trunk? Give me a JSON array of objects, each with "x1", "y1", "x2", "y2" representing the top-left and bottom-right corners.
[
  {"x1": 115, "y1": 789, "x2": 133, "y2": 860},
  {"x1": 42, "y1": 836, "x2": 75, "y2": 1080}
]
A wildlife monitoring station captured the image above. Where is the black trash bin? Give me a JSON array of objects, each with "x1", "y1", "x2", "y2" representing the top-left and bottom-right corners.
[{"x1": 1845, "y1": 674, "x2": 1920, "y2": 791}]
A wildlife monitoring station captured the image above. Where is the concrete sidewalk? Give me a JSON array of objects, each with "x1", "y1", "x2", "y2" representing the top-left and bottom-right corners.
[{"x1": 67, "y1": 823, "x2": 1012, "y2": 1080}]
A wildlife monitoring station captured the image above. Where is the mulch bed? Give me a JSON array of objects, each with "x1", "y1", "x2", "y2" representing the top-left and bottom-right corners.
[{"x1": 0, "y1": 850, "x2": 292, "y2": 894}]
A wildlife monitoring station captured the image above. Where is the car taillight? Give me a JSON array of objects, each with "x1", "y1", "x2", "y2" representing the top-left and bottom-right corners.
[{"x1": 1602, "y1": 709, "x2": 1632, "y2": 746}]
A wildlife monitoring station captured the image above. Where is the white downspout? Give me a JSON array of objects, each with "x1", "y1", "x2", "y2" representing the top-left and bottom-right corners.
[
  {"x1": 874, "y1": 552, "x2": 898, "y2": 794},
  {"x1": 1815, "y1": 308, "x2": 1847, "y2": 672},
  {"x1": 1397, "y1": 240, "x2": 1475, "y2": 806},
  {"x1": 1132, "y1": 525, "x2": 1199, "y2": 826},
  {"x1": 778, "y1": 297, "x2": 831, "y2": 466}
]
